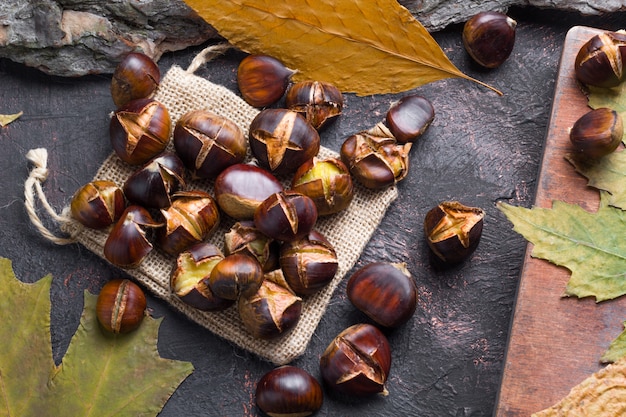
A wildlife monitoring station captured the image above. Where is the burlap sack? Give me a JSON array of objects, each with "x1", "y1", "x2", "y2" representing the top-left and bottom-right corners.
[{"x1": 58, "y1": 53, "x2": 398, "y2": 365}]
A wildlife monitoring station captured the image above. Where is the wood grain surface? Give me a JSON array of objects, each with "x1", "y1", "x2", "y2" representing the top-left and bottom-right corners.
[{"x1": 496, "y1": 25, "x2": 626, "y2": 416}]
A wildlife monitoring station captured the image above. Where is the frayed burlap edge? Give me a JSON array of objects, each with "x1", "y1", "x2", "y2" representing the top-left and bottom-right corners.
[{"x1": 60, "y1": 64, "x2": 398, "y2": 365}]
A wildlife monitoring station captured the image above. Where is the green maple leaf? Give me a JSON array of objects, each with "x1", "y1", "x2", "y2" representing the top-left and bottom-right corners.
[
  {"x1": 602, "y1": 321, "x2": 626, "y2": 363},
  {"x1": 498, "y1": 192, "x2": 626, "y2": 302},
  {"x1": 0, "y1": 257, "x2": 193, "y2": 417}
]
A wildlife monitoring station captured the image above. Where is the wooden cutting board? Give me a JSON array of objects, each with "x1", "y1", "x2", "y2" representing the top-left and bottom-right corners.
[{"x1": 495, "y1": 26, "x2": 626, "y2": 415}]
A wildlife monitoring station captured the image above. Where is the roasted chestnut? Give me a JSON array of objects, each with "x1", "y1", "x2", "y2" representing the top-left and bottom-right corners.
[
  {"x1": 340, "y1": 122, "x2": 412, "y2": 189},
  {"x1": 157, "y1": 191, "x2": 221, "y2": 256},
  {"x1": 254, "y1": 191, "x2": 318, "y2": 242},
  {"x1": 70, "y1": 180, "x2": 126, "y2": 229},
  {"x1": 256, "y1": 365, "x2": 323, "y2": 417},
  {"x1": 208, "y1": 253, "x2": 264, "y2": 300},
  {"x1": 279, "y1": 230, "x2": 338, "y2": 296},
  {"x1": 346, "y1": 262, "x2": 417, "y2": 328},
  {"x1": 237, "y1": 54, "x2": 294, "y2": 107},
  {"x1": 173, "y1": 109, "x2": 247, "y2": 179},
  {"x1": 569, "y1": 107, "x2": 623, "y2": 159},
  {"x1": 385, "y1": 95, "x2": 435, "y2": 143},
  {"x1": 110, "y1": 52, "x2": 161, "y2": 108},
  {"x1": 238, "y1": 278, "x2": 302, "y2": 339},
  {"x1": 109, "y1": 98, "x2": 172, "y2": 165},
  {"x1": 104, "y1": 205, "x2": 162, "y2": 268},
  {"x1": 319, "y1": 323, "x2": 391, "y2": 397},
  {"x1": 285, "y1": 80, "x2": 344, "y2": 130},
  {"x1": 424, "y1": 201, "x2": 485, "y2": 264},
  {"x1": 575, "y1": 31, "x2": 626, "y2": 88},
  {"x1": 224, "y1": 220, "x2": 280, "y2": 272},
  {"x1": 249, "y1": 109, "x2": 321, "y2": 176},
  {"x1": 170, "y1": 243, "x2": 234, "y2": 311},
  {"x1": 123, "y1": 152, "x2": 186, "y2": 209},
  {"x1": 214, "y1": 163, "x2": 284, "y2": 220},
  {"x1": 462, "y1": 11, "x2": 517, "y2": 69},
  {"x1": 291, "y1": 157, "x2": 354, "y2": 216},
  {"x1": 96, "y1": 278, "x2": 147, "y2": 334}
]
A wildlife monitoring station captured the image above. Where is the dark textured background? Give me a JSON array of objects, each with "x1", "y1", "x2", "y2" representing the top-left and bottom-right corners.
[{"x1": 1, "y1": 7, "x2": 625, "y2": 416}]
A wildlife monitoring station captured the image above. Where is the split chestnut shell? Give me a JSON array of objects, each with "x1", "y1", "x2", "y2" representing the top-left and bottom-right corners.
[{"x1": 70, "y1": 180, "x2": 126, "y2": 229}]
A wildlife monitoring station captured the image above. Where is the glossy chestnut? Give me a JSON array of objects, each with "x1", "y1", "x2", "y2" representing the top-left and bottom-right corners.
[
  {"x1": 340, "y1": 122, "x2": 412, "y2": 189},
  {"x1": 285, "y1": 80, "x2": 344, "y2": 130},
  {"x1": 319, "y1": 323, "x2": 391, "y2": 397},
  {"x1": 110, "y1": 52, "x2": 160, "y2": 108},
  {"x1": 249, "y1": 108, "x2": 321, "y2": 176},
  {"x1": 237, "y1": 54, "x2": 294, "y2": 107},
  {"x1": 157, "y1": 191, "x2": 221, "y2": 256},
  {"x1": 256, "y1": 365, "x2": 323, "y2": 417},
  {"x1": 123, "y1": 152, "x2": 186, "y2": 208},
  {"x1": 254, "y1": 191, "x2": 318, "y2": 242},
  {"x1": 208, "y1": 253, "x2": 264, "y2": 300},
  {"x1": 104, "y1": 205, "x2": 162, "y2": 268},
  {"x1": 346, "y1": 262, "x2": 417, "y2": 327},
  {"x1": 291, "y1": 157, "x2": 354, "y2": 216},
  {"x1": 70, "y1": 180, "x2": 126, "y2": 229},
  {"x1": 109, "y1": 98, "x2": 171, "y2": 165},
  {"x1": 462, "y1": 11, "x2": 517, "y2": 69},
  {"x1": 214, "y1": 163, "x2": 284, "y2": 220},
  {"x1": 224, "y1": 220, "x2": 280, "y2": 272},
  {"x1": 575, "y1": 31, "x2": 626, "y2": 88},
  {"x1": 173, "y1": 109, "x2": 247, "y2": 179},
  {"x1": 279, "y1": 230, "x2": 338, "y2": 296},
  {"x1": 170, "y1": 243, "x2": 234, "y2": 312},
  {"x1": 385, "y1": 95, "x2": 435, "y2": 143},
  {"x1": 569, "y1": 107, "x2": 623, "y2": 159},
  {"x1": 96, "y1": 278, "x2": 146, "y2": 334},
  {"x1": 424, "y1": 201, "x2": 485, "y2": 264},
  {"x1": 238, "y1": 278, "x2": 302, "y2": 339}
]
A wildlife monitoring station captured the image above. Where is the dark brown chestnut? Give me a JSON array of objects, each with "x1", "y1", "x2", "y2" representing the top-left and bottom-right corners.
[
  {"x1": 424, "y1": 201, "x2": 485, "y2": 264},
  {"x1": 104, "y1": 205, "x2": 163, "y2": 268},
  {"x1": 249, "y1": 108, "x2": 321, "y2": 176},
  {"x1": 70, "y1": 180, "x2": 126, "y2": 229},
  {"x1": 279, "y1": 230, "x2": 338, "y2": 296},
  {"x1": 123, "y1": 152, "x2": 186, "y2": 209},
  {"x1": 157, "y1": 191, "x2": 221, "y2": 256},
  {"x1": 109, "y1": 98, "x2": 172, "y2": 165},
  {"x1": 96, "y1": 278, "x2": 147, "y2": 334},
  {"x1": 285, "y1": 80, "x2": 344, "y2": 130},
  {"x1": 110, "y1": 52, "x2": 161, "y2": 108},
  {"x1": 569, "y1": 107, "x2": 623, "y2": 159},
  {"x1": 385, "y1": 95, "x2": 435, "y2": 143},
  {"x1": 238, "y1": 278, "x2": 302, "y2": 339},
  {"x1": 237, "y1": 54, "x2": 294, "y2": 107},
  {"x1": 208, "y1": 253, "x2": 264, "y2": 300},
  {"x1": 319, "y1": 323, "x2": 391, "y2": 397},
  {"x1": 173, "y1": 109, "x2": 247, "y2": 179},
  {"x1": 291, "y1": 157, "x2": 354, "y2": 216},
  {"x1": 224, "y1": 220, "x2": 280, "y2": 272},
  {"x1": 340, "y1": 122, "x2": 412, "y2": 189},
  {"x1": 214, "y1": 163, "x2": 284, "y2": 220},
  {"x1": 170, "y1": 243, "x2": 234, "y2": 312},
  {"x1": 346, "y1": 262, "x2": 417, "y2": 328},
  {"x1": 256, "y1": 365, "x2": 323, "y2": 417},
  {"x1": 462, "y1": 11, "x2": 517, "y2": 69},
  {"x1": 254, "y1": 191, "x2": 318, "y2": 242},
  {"x1": 575, "y1": 31, "x2": 626, "y2": 88}
]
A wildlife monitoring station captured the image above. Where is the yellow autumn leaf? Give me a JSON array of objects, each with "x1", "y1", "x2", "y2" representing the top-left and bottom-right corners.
[
  {"x1": 0, "y1": 111, "x2": 23, "y2": 127},
  {"x1": 183, "y1": 0, "x2": 500, "y2": 95}
]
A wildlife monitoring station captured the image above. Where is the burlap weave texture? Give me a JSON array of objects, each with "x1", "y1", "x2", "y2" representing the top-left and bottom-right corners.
[{"x1": 63, "y1": 64, "x2": 398, "y2": 365}]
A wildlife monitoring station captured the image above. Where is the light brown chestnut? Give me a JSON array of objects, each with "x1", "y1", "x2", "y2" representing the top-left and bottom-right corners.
[
  {"x1": 214, "y1": 163, "x2": 284, "y2": 220},
  {"x1": 575, "y1": 31, "x2": 626, "y2": 88},
  {"x1": 208, "y1": 253, "x2": 265, "y2": 300},
  {"x1": 237, "y1": 55, "x2": 294, "y2": 107},
  {"x1": 123, "y1": 152, "x2": 186, "y2": 209},
  {"x1": 224, "y1": 220, "x2": 280, "y2": 272},
  {"x1": 96, "y1": 279, "x2": 147, "y2": 334},
  {"x1": 170, "y1": 243, "x2": 234, "y2": 312},
  {"x1": 254, "y1": 191, "x2": 318, "y2": 242},
  {"x1": 256, "y1": 365, "x2": 323, "y2": 416},
  {"x1": 291, "y1": 157, "x2": 354, "y2": 216},
  {"x1": 173, "y1": 109, "x2": 247, "y2": 179},
  {"x1": 70, "y1": 180, "x2": 126, "y2": 229},
  {"x1": 285, "y1": 80, "x2": 344, "y2": 130},
  {"x1": 319, "y1": 323, "x2": 392, "y2": 397},
  {"x1": 109, "y1": 98, "x2": 171, "y2": 165},
  {"x1": 569, "y1": 107, "x2": 623, "y2": 159},
  {"x1": 249, "y1": 108, "x2": 321, "y2": 176},
  {"x1": 110, "y1": 52, "x2": 161, "y2": 108},
  {"x1": 385, "y1": 95, "x2": 435, "y2": 143}
]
